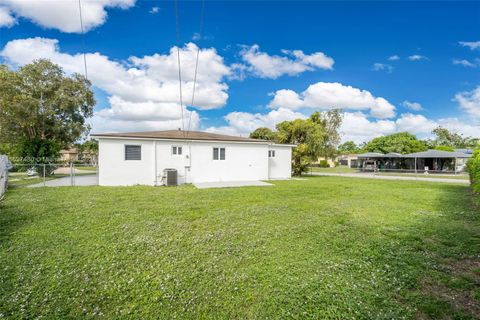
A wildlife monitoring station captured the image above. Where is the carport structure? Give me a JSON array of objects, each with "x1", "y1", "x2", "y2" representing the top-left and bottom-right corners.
[
  {"x1": 403, "y1": 150, "x2": 472, "y2": 174},
  {"x1": 357, "y1": 149, "x2": 472, "y2": 173}
]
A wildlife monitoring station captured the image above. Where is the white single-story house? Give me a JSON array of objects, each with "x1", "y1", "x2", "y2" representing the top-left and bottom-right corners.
[{"x1": 91, "y1": 130, "x2": 294, "y2": 186}]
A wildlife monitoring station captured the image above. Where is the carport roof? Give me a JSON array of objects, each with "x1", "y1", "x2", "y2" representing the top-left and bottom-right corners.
[
  {"x1": 357, "y1": 152, "x2": 385, "y2": 158},
  {"x1": 403, "y1": 150, "x2": 472, "y2": 158}
]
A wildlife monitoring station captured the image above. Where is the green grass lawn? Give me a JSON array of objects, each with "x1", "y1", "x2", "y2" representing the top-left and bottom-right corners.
[
  {"x1": 309, "y1": 166, "x2": 357, "y2": 173},
  {"x1": 1, "y1": 177, "x2": 479, "y2": 319},
  {"x1": 375, "y1": 172, "x2": 469, "y2": 180},
  {"x1": 75, "y1": 166, "x2": 97, "y2": 171}
]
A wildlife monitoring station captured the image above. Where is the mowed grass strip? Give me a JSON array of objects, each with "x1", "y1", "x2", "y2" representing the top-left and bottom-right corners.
[{"x1": 0, "y1": 177, "x2": 479, "y2": 319}]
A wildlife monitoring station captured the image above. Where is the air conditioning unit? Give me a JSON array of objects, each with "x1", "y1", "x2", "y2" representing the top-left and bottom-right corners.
[{"x1": 163, "y1": 168, "x2": 178, "y2": 186}]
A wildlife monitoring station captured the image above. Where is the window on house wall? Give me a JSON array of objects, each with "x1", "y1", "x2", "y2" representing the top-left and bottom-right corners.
[
  {"x1": 125, "y1": 145, "x2": 141, "y2": 160},
  {"x1": 172, "y1": 146, "x2": 183, "y2": 155},
  {"x1": 268, "y1": 150, "x2": 276, "y2": 158},
  {"x1": 213, "y1": 147, "x2": 226, "y2": 160}
]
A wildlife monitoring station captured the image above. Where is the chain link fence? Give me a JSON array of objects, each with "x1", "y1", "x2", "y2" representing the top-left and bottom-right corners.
[
  {"x1": 6, "y1": 163, "x2": 98, "y2": 189},
  {"x1": 0, "y1": 155, "x2": 9, "y2": 200}
]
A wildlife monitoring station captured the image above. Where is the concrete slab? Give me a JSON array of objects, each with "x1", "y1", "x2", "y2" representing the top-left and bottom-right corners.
[{"x1": 194, "y1": 180, "x2": 273, "y2": 189}]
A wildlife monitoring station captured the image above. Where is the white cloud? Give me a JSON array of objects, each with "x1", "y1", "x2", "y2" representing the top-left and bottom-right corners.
[
  {"x1": 238, "y1": 44, "x2": 334, "y2": 79},
  {"x1": 459, "y1": 41, "x2": 480, "y2": 51},
  {"x1": 372, "y1": 63, "x2": 393, "y2": 73},
  {"x1": 0, "y1": 0, "x2": 135, "y2": 33},
  {"x1": 340, "y1": 112, "x2": 396, "y2": 143},
  {"x1": 408, "y1": 54, "x2": 428, "y2": 61},
  {"x1": 205, "y1": 108, "x2": 478, "y2": 144},
  {"x1": 149, "y1": 6, "x2": 160, "y2": 14},
  {"x1": 1, "y1": 37, "x2": 230, "y2": 133},
  {"x1": 395, "y1": 113, "x2": 437, "y2": 134},
  {"x1": 205, "y1": 108, "x2": 305, "y2": 136},
  {"x1": 402, "y1": 101, "x2": 423, "y2": 111},
  {"x1": 388, "y1": 55, "x2": 400, "y2": 61},
  {"x1": 0, "y1": 6, "x2": 15, "y2": 27},
  {"x1": 340, "y1": 112, "x2": 477, "y2": 144},
  {"x1": 452, "y1": 59, "x2": 478, "y2": 68},
  {"x1": 454, "y1": 86, "x2": 480, "y2": 119},
  {"x1": 436, "y1": 118, "x2": 480, "y2": 138},
  {"x1": 1, "y1": 38, "x2": 231, "y2": 110},
  {"x1": 268, "y1": 82, "x2": 396, "y2": 119}
]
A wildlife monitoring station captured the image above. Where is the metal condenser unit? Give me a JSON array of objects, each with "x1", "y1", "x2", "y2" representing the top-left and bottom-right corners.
[{"x1": 163, "y1": 168, "x2": 178, "y2": 186}]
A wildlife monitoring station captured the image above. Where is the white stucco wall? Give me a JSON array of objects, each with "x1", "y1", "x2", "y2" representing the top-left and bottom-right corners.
[
  {"x1": 188, "y1": 142, "x2": 269, "y2": 183},
  {"x1": 98, "y1": 139, "x2": 155, "y2": 186},
  {"x1": 268, "y1": 145, "x2": 292, "y2": 179},
  {"x1": 97, "y1": 137, "x2": 293, "y2": 186}
]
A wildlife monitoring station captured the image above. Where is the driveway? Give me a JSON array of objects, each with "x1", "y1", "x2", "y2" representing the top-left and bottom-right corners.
[
  {"x1": 311, "y1": 172, "x2": 470, "y2": 184},
  {"x1": 28, "y1": 174, "x2": 98, "y2": 188}
]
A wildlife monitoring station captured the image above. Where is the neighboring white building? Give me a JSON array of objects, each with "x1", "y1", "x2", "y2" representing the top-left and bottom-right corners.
[{"x1": 91, "y1": 130, "x2": 294, "y2": 186}]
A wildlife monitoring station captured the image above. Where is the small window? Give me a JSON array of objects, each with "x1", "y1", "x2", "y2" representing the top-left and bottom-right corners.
[
  {"x1": 213, "y1": 147, "x2": 225, "y2": 160},
  {"x1": 269, "y1": 150, "x2": 276, "y2": 158},
  {"x1": 172, "y1": 146, "x2": 183, "y2": 155},
  {"x1": 125, "y1": 145, "x2": 141, "y2": 160}
]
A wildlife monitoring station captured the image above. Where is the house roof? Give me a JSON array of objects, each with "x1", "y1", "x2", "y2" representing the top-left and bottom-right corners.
[
  {"x1": 385, "y1": 152, "x2": 403, "y2": 158},
  {"x1": 357, "y1": 152, "x2": 385, "y2": 158},
  {"x1": 60, "y1": 148, "x2": 78, "y2": 154},
  {"x1": 91, "y1": 130, "x2": 271, "y2": 144},
  {"x1": 403, "y1": 149, "x2": 472, "y2": 158}
]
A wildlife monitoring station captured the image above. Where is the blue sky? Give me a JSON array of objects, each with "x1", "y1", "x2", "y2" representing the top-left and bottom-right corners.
[{"x1": 0, "y1": 0, "x2": 479, "y2": 142}]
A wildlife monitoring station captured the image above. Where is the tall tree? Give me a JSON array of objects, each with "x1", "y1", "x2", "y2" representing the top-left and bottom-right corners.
[
  {"x1": 338, "y1": 141, "x2": 359, "y2": 154},
  {"x1": 431, "y1": 127, "x2": 470, "y2": 148},
  {"x1": 310, "y1": 110, "x2": 343, "y2": 160},
  {"x1": 276, "y1": 118, "x2": 325, "y2": 175},
  {"x1": 249, "y1": 127, "x2": 276, "y2": 141},
  {"x1": 0, "y1": 59, "x2": 95, "y2": 162},
  {"x1": 364, "y1": 132, "x2": 427, "y2": 154}
]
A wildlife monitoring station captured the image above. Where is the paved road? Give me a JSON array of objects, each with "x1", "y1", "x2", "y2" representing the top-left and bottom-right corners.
[
  {"x1": 311, "y1": 172, "x2": 470, "y2": 184},
  {"x1": 28, "y1": 174, "x2": 98, "y2": 188}
]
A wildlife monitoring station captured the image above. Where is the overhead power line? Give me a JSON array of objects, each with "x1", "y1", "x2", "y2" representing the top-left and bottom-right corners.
[
  {"x1": 174, "y1": 0, "x2": 185, "y2": 135},
  {"x1": 186, "y1": 0, "x2": 206, "y2": 136},
  {"x1": 78, "y1": 0, "x2": 88, "y2": 79}
]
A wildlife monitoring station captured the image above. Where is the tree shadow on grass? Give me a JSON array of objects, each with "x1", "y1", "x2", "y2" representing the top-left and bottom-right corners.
[{"x1": 390, "y1": 183, "x2": 480, "y2": 319}]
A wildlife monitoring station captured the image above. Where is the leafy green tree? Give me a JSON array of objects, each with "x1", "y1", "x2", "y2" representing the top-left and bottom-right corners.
[
  {"x1": 431, "y1": 127, "x2": 468, "y2": 148},
  {"x1": 364, "y1": 132, "x2": 427, "y2": 154},
  {"x1": 338, "y1": 141, "x2": 359, "y2": 154},
  {"x1": 434, "y1": 145, "x2": 455, "y2": 152},
  {"x1": 75, "y1": 139, "x2": 98, "y2": 165},
  {"x1": 276, "y1": 118, "x2": 325, "y2": 175},
  {"x1": 249, "y1": 127, "x2": 276, "y2": 141},
  {"x1": 249, "y1": 111, "x2": 343, "y2": 175},
  {"x1": 310, "y1": 110, "x2": 342, "y2": 160},
  {"x1": 0, "y1": 59, "x2": 95, "y2": 163}
]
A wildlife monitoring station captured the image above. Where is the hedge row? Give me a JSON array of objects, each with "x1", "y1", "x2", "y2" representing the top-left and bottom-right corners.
[{"x1": 467, "y1": 149, "x2": 480, "y2": 194}]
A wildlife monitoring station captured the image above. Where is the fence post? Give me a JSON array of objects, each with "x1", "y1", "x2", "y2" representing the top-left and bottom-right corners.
[
  {"x1": 70, "y1": 162, "x2": 73, "y2": 186},
  {"x1": 43, "y1": 164, "x2": 46, "y2": 187}
]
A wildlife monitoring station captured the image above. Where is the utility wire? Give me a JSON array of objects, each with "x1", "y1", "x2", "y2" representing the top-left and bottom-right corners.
[
  {"x1": 78, "y1": 0, "x2": 88, "y2": 79},
  {"x1": 186, "y1": 0, "x2": 206, "y2": 137},
  {"x1": 174, "y1": 0, "x2": 186, "y2": 136}
]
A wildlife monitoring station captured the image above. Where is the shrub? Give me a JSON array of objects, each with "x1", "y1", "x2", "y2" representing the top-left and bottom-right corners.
[
  {"x1": 319, "y1": 160, "x2": 329, "y2": 168},
  {"x1": 467, "y1": 149, "x2": 480, "y2": 194}
]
